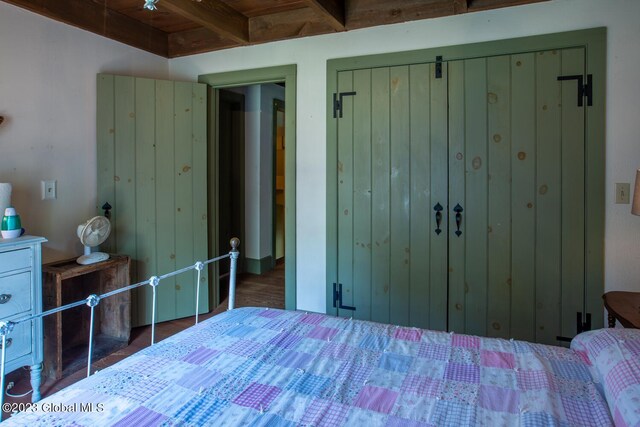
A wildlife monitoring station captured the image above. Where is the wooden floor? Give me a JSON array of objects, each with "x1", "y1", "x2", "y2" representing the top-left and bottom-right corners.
[{"x1": 2, "y1": 264, "x2": 284, "y2": 417}]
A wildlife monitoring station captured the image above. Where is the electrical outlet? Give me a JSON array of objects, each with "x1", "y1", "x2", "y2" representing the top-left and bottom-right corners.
[
  {"x1": 42, "y1": 180, "x2": 56, "y2": 200},
  {"x1": 615, "y1": 182, "x2": 630, "y2": 204}
]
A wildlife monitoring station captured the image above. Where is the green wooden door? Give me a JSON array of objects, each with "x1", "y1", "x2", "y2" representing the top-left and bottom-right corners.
[
  {"x1": 97, "y1": 74, "x2": 208, "y2": 326},
  {"x1": 332, "y1": 47, "x2": 590, "y2": 345},
  {"x1": 448, "y1": 48, "x2": 587, "y2": 344},
  {"x1": 334, "y1": 63, "x2": 448, "y2": 329}
]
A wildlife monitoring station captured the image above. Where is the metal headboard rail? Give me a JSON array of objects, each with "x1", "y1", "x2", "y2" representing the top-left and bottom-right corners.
[{"x1": 0, "y1": 237, "x2": 240, "y2": 413}]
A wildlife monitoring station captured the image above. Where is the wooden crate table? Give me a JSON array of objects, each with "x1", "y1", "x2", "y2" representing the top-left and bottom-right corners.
[{"x1": 42, "y1": 255, "x2": 130, "y2": 379}]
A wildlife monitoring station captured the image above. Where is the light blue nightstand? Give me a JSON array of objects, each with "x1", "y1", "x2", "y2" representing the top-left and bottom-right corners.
[{"x1": 0, "y1": 235, "x2": 46, "y2": 402}]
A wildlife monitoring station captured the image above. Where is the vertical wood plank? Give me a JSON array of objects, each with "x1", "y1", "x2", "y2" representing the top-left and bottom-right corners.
[
  {"x1": 114, "y1": 75, "x2": 137, "y2": 311},
  {"x1": 209, "y1": 88, "x2": 220, "y2": 309},
  {"x1": 389, "y1": 66, "x2": 411, "y2": 327},
  {"x1": 409, "y1": 63, "x2": 430, "y2": 330},
  {"x1": 535, "y1": 49, "x2": 562, "y2": 345},
  {"x1": 352, "y1": 69, "x2": 372, "y2": 321},
  {"x1": 337, "y1": 71, "x2": 354, "y2": 317},
  {"x1": 510, "y1": 53, "x2": 536, "y2": 342},
  {"x1": 174, "y1": 81, "x2": 196, "y2": 318},
  {"x1": 429, "y1": 62, "x2": 448, "y2": 332},
  {"x1": 155, "y1": 80, "x2": 177, "y2": 323},
  {"x1": 134, "y1": 78, "x2": 157, "y2": 325},
  {"x1": 560, "y1": 48, "x2": 586, "y2": 339},
  {"x1": 584, "y1": 32, "x2": 606, "y2": 332},
  {"x1": 447, "y1": 60, "x2": 466, "y2": 333},
  {"x1": 192, "y1": 83, "x2": 209, "y2": 314},
  {"x1": 462, "y1": 58, "x2": 488, "y2": 337},
  {"x1": 371, "y1": 67, "x2": 391, "y2": 324},
  {"x1": 486, "y1": 55, "x2": 512, "y2": 339},
  {"x1": 96, "y1": 75, "x2": 115, "y2": 254}
]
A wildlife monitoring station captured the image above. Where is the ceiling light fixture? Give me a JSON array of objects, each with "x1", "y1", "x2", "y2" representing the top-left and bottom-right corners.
[{"x1": 143, "y1": 0, "x2": 158, "y2": 10}]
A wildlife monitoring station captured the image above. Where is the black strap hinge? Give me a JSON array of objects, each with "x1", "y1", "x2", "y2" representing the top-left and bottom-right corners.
[
  {"x1": 332, "y1": 283, "x2": 356, "y2": 311},
  {"x1": 556, "y1": 312, "x2": 592, "y2": 343},
  {"x1": 577, "y1": 311, "x2": 592, "y2": 334},
  {"x1": 333, "y1": 91, "x2": 357, "y2": 118},
  {"x1": 557, "y1": 74, "x2": 593, "y2": 107},
  {"x1": 435, "y1": 55, "x2": 443, "y2": 79}
]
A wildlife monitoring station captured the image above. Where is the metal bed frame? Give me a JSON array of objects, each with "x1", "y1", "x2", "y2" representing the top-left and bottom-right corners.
[{"x1": 0, "y1": 237, "x2": 240, "y2": 412}]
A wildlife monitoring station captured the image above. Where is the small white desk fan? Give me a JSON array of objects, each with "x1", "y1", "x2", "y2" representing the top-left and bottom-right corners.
[{"x1": 76, "y1": 216, "x2": 111, "y2": 265}]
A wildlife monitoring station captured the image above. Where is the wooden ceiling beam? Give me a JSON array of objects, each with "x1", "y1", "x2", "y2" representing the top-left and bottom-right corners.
[
  {"x1": 302, "y1": 0, "x2": 345, "y2": 31},
  {"x1": 169, "y1": 7, "x2": 338, "y2": 57},
  {"x1": 160, "y1": 0, "x2": 249, "y2": 45},
  {"x1": 453, "y1": 0, "x2": 469, "y2": 13},
  {"x1": 250, "y1": 8, "x2": 336, "y2": 44},
  {"x1": 468, "y1": 0, "x2": 548, "y2": 12},
  {"x1": 346, "y1": 0, "x2": 458, "y2": 30},
  {"x1": 168, "y1": 27, "x2": 239, "y2": 57},
  {"x1": 2, "y1": 0, "x2": 168, "y2": 57}
]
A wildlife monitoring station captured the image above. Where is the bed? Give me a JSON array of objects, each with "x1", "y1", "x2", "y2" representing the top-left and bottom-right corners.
[{"x1": 3, "y1": 306, "x2": 639, "y2": 426}]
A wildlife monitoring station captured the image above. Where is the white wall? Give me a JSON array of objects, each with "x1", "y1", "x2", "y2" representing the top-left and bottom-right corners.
[
  {"x1": 0, "y1": 2, "x2": 169, "y2": 263},
  {"x1": 169, "y1": 0, "x2": 640, "y2": 314},
  {"x1": 2, "y1": 0, "x2": 639, "y2": 317}
]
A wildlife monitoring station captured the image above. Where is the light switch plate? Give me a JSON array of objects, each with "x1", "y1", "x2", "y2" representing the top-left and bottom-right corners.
[
  {"x1": 615, "y1": 182, "x2": 630, "y2": 204},
  {"x1": 42, "y1": 180, "x2": 56, "y2": 200}
]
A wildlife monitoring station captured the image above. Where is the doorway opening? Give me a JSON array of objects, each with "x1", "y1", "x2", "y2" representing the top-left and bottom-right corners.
[
  {"x1": 216, "y1": 83, "x2": 286, "y2": 308},
  {"x1": 200, "y1": 64, "x2": 297, "y2": 312},
  {"x1": 273, "y1": 98, "x2": 286, "y2": 268}
]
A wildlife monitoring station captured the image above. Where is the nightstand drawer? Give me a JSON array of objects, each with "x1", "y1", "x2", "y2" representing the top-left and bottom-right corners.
[
  {"x1": 2, "y1": 320, "x2": 31, "y2": 362},
  {"x1": 0, "y1": 271, "x2": 32, "y2": 318},
  {"x1": 0, "y1": 248, "x2": 31, "y2": 275}
]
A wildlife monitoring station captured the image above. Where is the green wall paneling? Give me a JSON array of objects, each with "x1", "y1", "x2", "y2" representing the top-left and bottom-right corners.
[
  {"x1": 97, "y1": 75, "x2": 115, "y2": 255},
  {"x1": 466, "y1": 58, "x2": 489, "y2": 338},
  {"x1": 155, "y1": 79, "x2": 177, "y2": 323},
  {"x1": 174, "y1": 82, "x2": 195, "y2": 319},
  {"x1": 559, "y1": 48, "x2": 586, "y2": 340},
  {"x1": 510, "y1": 53, "x2": 536, "y2": 343},
  {"x1": 486, "y1": 55, "x2": 512, "y2": 339},
  {"x1": 534, "y1": 49, "x2": 563, "y2": 344},
  {"x1": 332, "y1": 65, "x2": 448, "y2": 328},
  {"x1": 97, "y1": 75, "x2": 208, "y2": 326},
  {"x1": 427, "y1": 63, "x2": 449, "y2": 332},
  {"x1": 447, "y1": 60, "x2": 466, "y2": 334},
  {"x1": 337, "y1": 70, "x2": 355, "y2": 318},
  {"x1": 389, "y1": 65, "x2": 411, "y2": 327},
  {"x1": 134, "y1": 78, "x2": 159, "y2": 323},
  {"x1": 370, "y1": 67, "x2": 391, "y2": 324},
  {"x1": 352, "y1": 68, "x2": 372, "y2": 322},
  {"x1": 409, "y1": 63, "x2": 433, "y2": 331},
  {"x1": 327, "y1": 28, "x2": 605, "y2": 343}
]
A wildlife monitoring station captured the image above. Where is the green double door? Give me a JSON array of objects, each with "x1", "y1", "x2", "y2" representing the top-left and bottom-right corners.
[{"x1": 330, "y1": 47, "x2": 594, "y2": 345}]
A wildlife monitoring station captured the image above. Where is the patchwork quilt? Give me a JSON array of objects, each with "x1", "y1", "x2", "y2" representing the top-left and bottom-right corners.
[{"x1": 4, "y1": 307, "x2": 618, "y2": 426}]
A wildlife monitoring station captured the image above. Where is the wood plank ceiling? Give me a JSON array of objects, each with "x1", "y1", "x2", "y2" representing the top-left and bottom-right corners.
[{"x1": 2, "y1": 0, "x2": 548, "y2": 58}]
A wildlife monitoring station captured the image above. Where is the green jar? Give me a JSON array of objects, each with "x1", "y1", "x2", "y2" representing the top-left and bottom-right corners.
[{"x1": 1, "y1": 207, "x2": 21, "y2": 232}]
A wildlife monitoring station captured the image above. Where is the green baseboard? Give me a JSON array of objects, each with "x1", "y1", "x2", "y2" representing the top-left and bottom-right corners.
[{"x1": 245, "y1": 256, "x2": 273, "y2": 274}]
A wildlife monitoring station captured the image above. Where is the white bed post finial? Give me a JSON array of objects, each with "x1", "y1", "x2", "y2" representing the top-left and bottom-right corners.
[{"x1": 228, "y1": 238, "x2": 240, "y2": 310}]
